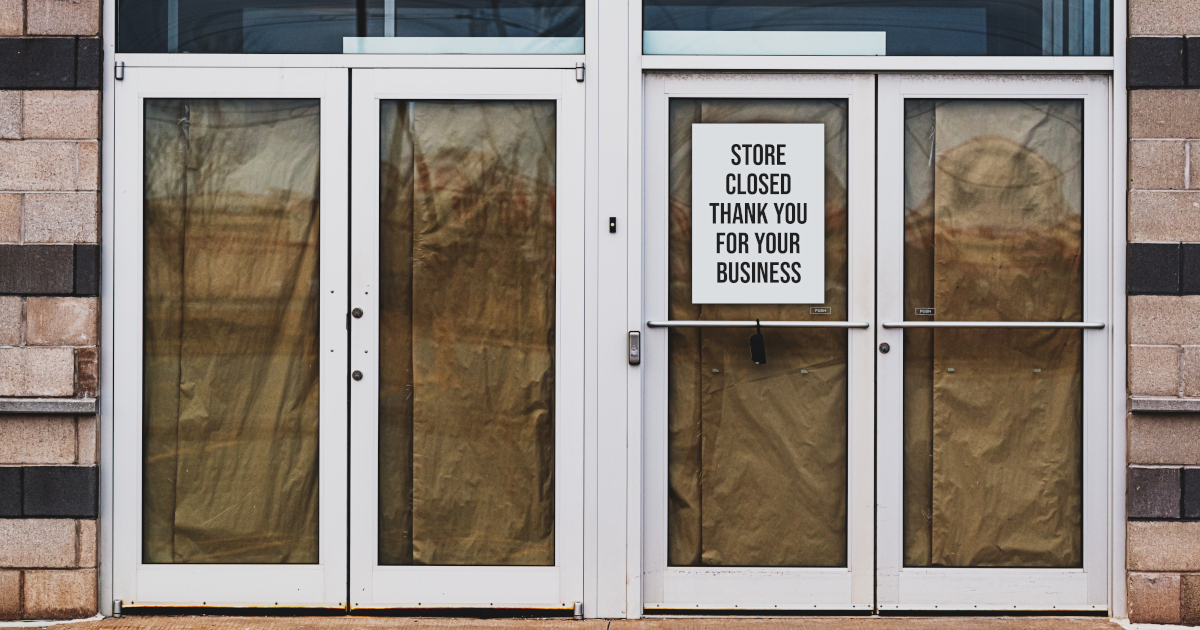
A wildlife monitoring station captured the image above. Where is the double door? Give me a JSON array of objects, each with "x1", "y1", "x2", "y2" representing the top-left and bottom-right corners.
[
  {"x1": 640, "y1": 72, "x2": 1111, "y2": 612},
  {"x1": 113, "y1": 66, "x2": 585, "y2": 609},
  {"x1": 112, "y1": 66, "x2": 1111, "y2": 613}
]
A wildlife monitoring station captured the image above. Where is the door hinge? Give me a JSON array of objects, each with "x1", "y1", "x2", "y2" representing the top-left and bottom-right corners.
[
  {"x1": 115, "y1": 61, "x2": 125, "y2": 80},
  {"x1": 575, "y1": 61, "x2": 584, "y2": 82}
]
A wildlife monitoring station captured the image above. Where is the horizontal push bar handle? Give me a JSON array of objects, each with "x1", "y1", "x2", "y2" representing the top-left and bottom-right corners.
[
  {"x1": 647, "y1": 320, "x2": 871, "y2": 329},
  {"x1": 881, "y1": 321, "x2": 1105, "y2": 329}
]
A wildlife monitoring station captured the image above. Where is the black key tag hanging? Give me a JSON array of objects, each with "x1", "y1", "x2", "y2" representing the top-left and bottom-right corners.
[{"x1": 749, "y1": 320, "x2": 767, "y2": 365}]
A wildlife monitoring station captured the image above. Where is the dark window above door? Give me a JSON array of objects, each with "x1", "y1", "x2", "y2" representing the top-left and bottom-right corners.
[
  {"x1": 118, "y1": 0, "x2": 584, "y2": 54},
  {"x1": 643, "y1": 0, "x2": 1111, "y2": 55}
]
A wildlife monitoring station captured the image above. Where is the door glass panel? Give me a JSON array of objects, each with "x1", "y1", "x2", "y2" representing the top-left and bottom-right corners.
[
  {"x1": 378, "y1": 100, "x2": 557, "y2": 566},
  {"x1": 142, "y1": 99, "x2": 322, "y2": 564},
  {"x1": 643, "y1": 0, "x2": 1110, "y2": 56},
  {"x1": 902, "y1": 99, "x2": 1083, "y2": 568},
  {"x1": 667, "y1": 99, "x2": 849, "y2": 568}
]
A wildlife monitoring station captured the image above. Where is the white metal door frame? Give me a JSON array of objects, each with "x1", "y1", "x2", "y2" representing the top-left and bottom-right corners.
[
  {"x1": 111, "y1": 66, "x2": 350, "y2": 607},
  {"x1": 874, "y1": 73, "x2": 1112, "y2": 611},
  {"x1": 640, "y1": 72, "x2": 877, "y2": 611},
  {"x1": 347, "y1": 67, "x2": 587, "y2": 609}
]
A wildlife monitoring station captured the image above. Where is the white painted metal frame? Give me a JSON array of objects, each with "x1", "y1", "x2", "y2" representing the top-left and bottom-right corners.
[
  {"x1": 875, "y1": 73, "x2": 1112, "y2": 611},
  {"x1": 641, "y1": 72, "x2": 877, "y2": 611},
  {"x1": 348, "y1": 68, "x2": 586, "y2": 609},
  {"x1": 1110, "y1": 14, "x2": 1130, "y2": 620},
  {"x1": 641, "y1": 56, "x2": 1114, "y2": 72},
  {"x1": 111, "y1": 66, "x2": 350, "y2": 607},
  {"x1": 112, "y1": 54, "x2": 584, "y2": 69},
  {"x1": 107, "y1": 54, "x2": 1113, "y2": 72},
  {"x1": 598, "y1": 0, "x2": 639, "y2": 618}
]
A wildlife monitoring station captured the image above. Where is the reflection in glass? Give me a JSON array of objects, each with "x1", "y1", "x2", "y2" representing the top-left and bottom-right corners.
[
  {"x1": 117, "y1": 0, "x2": 583, "y2": 54},
  {"x1": 902, "y1": 100, "x2": 1083, "y2": 568},
  {"x1": 644, "y1": 0, "x2": 1110, "y2": 56},
  {"x1": 119, "y1": 0, "x2": 380, "y2": 53},
  {"x1": 142, "y1": 99, "x2": 321, "y2": 564},
  {"x1": 668, "y1": 99, "x2": 849, "y2": 568},
  {"x1": 378, "y1": 100, "x2": 556, "y2": 566},
  {"x1": 392, "y1": 1, "x2": 582, "y2": 37}
]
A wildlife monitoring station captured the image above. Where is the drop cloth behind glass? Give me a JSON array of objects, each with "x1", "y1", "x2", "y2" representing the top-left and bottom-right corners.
[
  {"x1": 378, "y1": 100, "x2": 557, "y2": 566},
  {"x1": 667, "y1": 99, "x2": 849, "y2": 568},
  {"x1": 142, "y1": 99, "x2": 321, "y2": 564},
  {"x1": 902, "y1": 99, "x2": 1084, "y2": 568}
]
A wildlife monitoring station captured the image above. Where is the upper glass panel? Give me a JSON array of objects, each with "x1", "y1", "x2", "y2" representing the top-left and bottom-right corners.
[
  {"x1": 644, "y1": 0, "x2": 1110, "y2": 56},
  {"x1": 118, "y1": 0, "x2": 583, "y2": 54}
]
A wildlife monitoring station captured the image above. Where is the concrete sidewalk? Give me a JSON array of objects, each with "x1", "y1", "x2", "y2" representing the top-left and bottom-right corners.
[{"x1": 55, "y1": 615, "x2": 1123, "y2": 630}]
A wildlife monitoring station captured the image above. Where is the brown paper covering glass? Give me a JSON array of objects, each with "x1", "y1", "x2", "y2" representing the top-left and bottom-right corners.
[
  {"x1": 667, "y1": 99, "x2": 849, "y2": 568},
  {"x1": 378, "y1": 100, "x2": 557, "y2": 566},
  {"x1": 142, "y1": 99, "x2": 322, "y2": 564},
  {"x1": 902, "y1": 100, "x2": 1084, "y2": 568}
]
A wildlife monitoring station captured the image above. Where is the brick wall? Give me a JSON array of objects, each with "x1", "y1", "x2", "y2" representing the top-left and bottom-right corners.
[
  {"x1": 0, "y1": 0, "x2": 100, "y2": 620},
  {"x1": 1127, "y1": 0, "x2": 1200, "y2": 623}
]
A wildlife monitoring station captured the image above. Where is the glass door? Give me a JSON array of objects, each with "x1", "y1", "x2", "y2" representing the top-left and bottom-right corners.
[
  {"x1": 875, "y1": 74, "x2": 1112, "y2": 611},
  {"x1": 347, "y1": 68, "x2": 585, "y2": 609},
  {"x1": 640, "y1": 73, "x2": 877, "y2": 611},
  {"x1": 112, "y1": 66, "x2": 350, "y2": 607}
]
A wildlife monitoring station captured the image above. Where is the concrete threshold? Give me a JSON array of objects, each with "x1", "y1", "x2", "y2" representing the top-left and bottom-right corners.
[{"x1": 64, "y1": 616, "x2": 1122, "y2": 630}]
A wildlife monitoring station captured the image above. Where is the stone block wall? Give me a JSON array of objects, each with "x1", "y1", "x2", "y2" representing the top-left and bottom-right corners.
[
  {"x1": 0, "y1": 0, "x2": 101, "y2": 620},
  {"x1": 1127, "y1": 3, "x2": 1200, "y2": 623}
]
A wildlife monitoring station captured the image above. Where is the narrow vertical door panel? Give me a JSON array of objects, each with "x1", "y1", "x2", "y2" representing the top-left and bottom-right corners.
[
  {"x1": 642, "y1": 73, "x2": 876, "y2": 611},
  {"x1": 876, "y1": 74, "x2": 1111, "y2": 611},
  {"x1": 349, "y1": 68, "x2": 584, "y2": 608},
  {"x1": 112, "y1": 66, "x2": 349, "y2": 607}
]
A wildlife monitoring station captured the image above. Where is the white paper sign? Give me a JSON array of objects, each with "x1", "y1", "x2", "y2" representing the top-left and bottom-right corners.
[{"x1": 691, "y1": 123, "x2": 825, "y2": 304}]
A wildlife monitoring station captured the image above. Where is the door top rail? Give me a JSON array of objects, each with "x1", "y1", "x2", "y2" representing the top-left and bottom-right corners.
[
  {"x1": 881, "y1": 321, "x2": 1104, "y2": 329},
  {"x1": 647, "y1": 320, "x2": 870, "y2": 328}
]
